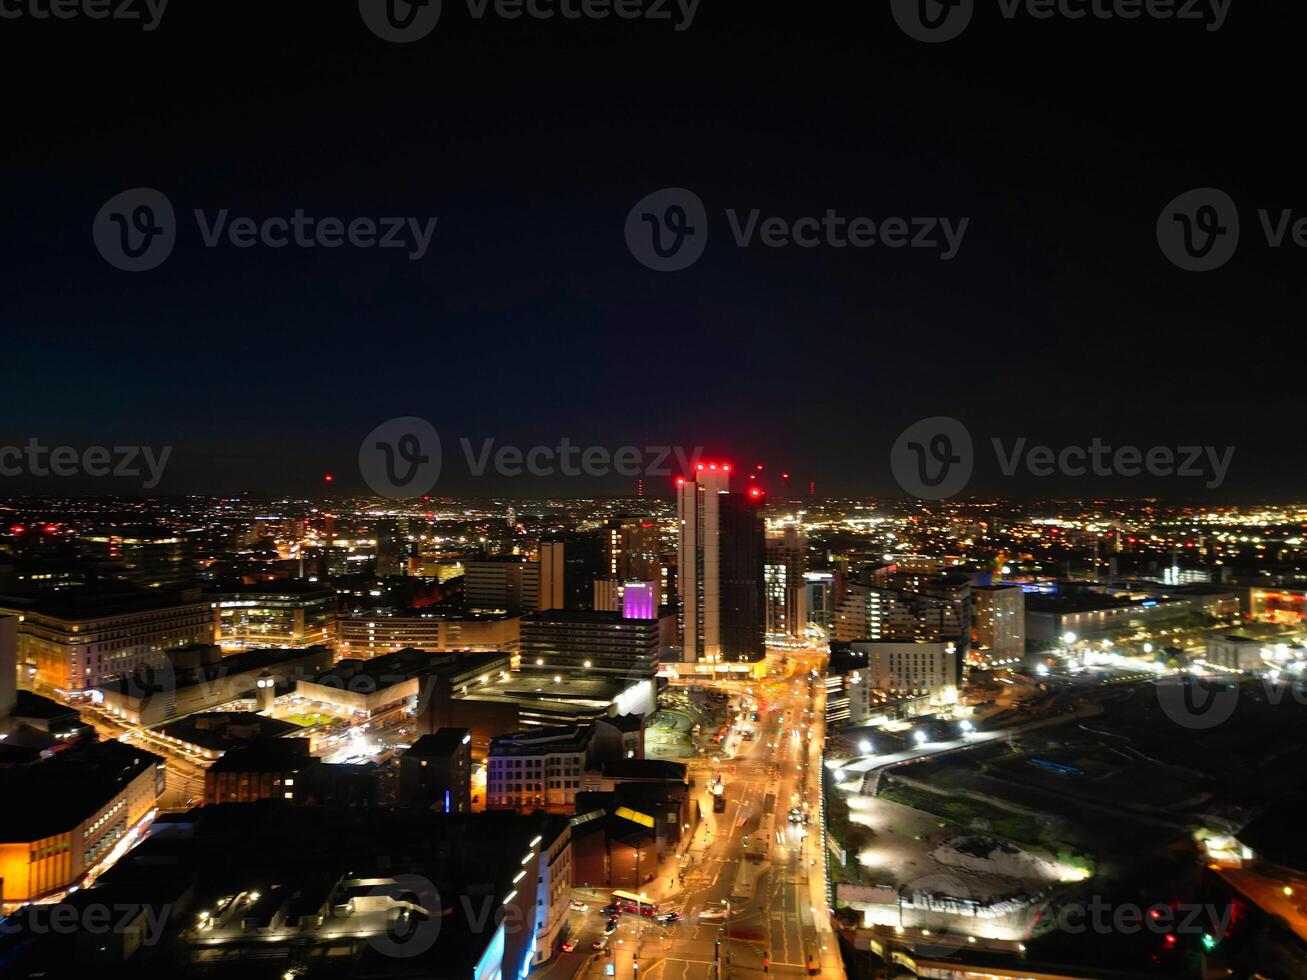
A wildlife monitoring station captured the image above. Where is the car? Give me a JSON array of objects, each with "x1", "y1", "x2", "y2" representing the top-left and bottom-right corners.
[
  {"x1": 570, "y1": 900, "x2": 588, "y2": 912},
  {"x1": 658, "y1": 911, "x2": 684, "y2": 923},
  {"x1": 561, "y1": 940, "x2": 578, "y2": 953},
  {"x1": 604, "y1": 919, "x2": 619, "y2": 935},
  {"x1": 592, "y1": 938, "x2": 609, "y2": 951},
  {"x1": 600, "y1": 904, "x2": 619, "y2": 916}
]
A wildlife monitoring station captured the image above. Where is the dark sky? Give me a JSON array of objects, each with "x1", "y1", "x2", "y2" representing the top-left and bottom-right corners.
[{"x1": 1, "y1": 0, "x2": 1303, "y2": 500}]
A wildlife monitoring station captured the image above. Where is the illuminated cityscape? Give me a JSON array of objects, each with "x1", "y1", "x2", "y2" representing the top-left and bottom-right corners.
[{"x1": 4, "y1": 3, "x2": 1306, "y2": 979}]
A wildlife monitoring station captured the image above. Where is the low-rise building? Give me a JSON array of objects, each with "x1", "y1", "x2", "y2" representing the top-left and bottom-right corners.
[
  {"x1": 0, "y1": 584, "x2": 215, "y2": 694},
  {"x1": 337, "y1": 609, "x2": 520, "y2": 659},
  {"x1": 486, "y1": 726, "x2": 596, "y2": 812},
  {"x1": 1206, "y1": 634, "x2": 1266, "y2": 671},
  {"x1": 208, "y1": 581, "x2": 337, "y2": 651},
  {"x1": 0, "y1": 738, "x2": 164, "y2": 907},
  {"x1": 519, "y1": 607, "x2": 674, "y2": 678},
  {"x1": 400, "y1": 728, "x2": 472, "y2": 811},
  {"x1": 99, "y1": 644, "x2": 333, "y2": 727}
]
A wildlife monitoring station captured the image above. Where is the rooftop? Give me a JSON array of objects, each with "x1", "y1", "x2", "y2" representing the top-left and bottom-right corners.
[
  {"x1": 490, "y1": 725, "x2": 595, "y2": 756},
  {"x1": 407, "y1": 728, "x2": 471, "y2": 757},
  {"x1": 0, "y1": 738, "x2": 162, "y2": 841},
  {"x1": 0, "y1": 582, "x2": 204, "y2": 621}
]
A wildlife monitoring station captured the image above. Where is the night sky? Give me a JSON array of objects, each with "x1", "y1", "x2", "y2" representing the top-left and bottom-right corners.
[{"x1": 2, "y1": 0, "x2": 1303, "y2": 499}]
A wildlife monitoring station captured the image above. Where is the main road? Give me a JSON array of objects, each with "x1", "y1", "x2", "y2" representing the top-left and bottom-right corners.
[{"x1": 551, "y1": 644, "x2": 843, "y2": 980}]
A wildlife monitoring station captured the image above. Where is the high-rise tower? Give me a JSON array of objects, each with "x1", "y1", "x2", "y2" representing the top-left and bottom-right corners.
[{"x1": 676, "y1": 464, "x2": 765, "y2": 664}]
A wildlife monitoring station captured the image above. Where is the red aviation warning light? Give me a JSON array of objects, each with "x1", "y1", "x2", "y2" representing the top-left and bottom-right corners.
[
  {"x1": 324, "y1": 473, "x2": 334, "y2": 483},
  {"x1": 749, "y1": 487, "x2": 763, "y2": 499}
]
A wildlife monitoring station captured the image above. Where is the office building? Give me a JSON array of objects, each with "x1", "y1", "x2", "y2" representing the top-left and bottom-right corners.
[
  {"x1": 0, "y1": 738, "x2": 164, "y2": 907},
  {"x1": 825, "y1": 641, "x2": 960, "y2": 726},
  {"x1": 972, "y1": 583, "x2": 1026, "y2": 666},
  {"x1": 519, "y1": 608, "x2": 674, "y2": 678},
  {"x1": 209, "y1": 581, "x2": 337, "y2": 651},
  {"x1": 802, "y1": 570, "x2": 837, "y2": 633},
  {"x1": 374, "y1": 518, "x2": 405, "y2": 577},
  {"x1": 539, "y1": 540, "x2": 566, "y2": 611},
  {"x1": 0, "y1": 584, "x2": 215, "y2": 694},
  {"x1": 399, "y1": 727, "x2": 473, "y2": 811},
  {"x1": 604, "y1": 517, "x2": 661, "y2": 582},
  {"x1": 676, "y1": 463, "x2": 765, "y2": 664},
  {"x1": 77, "y1": 529, "x2": 193, "y2": 589},
  {"x1": 765, "y1": 527, "x2": 808, "y2": 638},
  {"x1": 486, "y1": 725, "x2": 597, "y2": 812},
  {"x1": 337, "y1": 609, "x2": 520, "y2": 659},
  {"x1": 203, "y1": 738, "x2": 313, "y2": 805},
  {"x1": 593, "y1": 578, "x2": 658, "y2": 616},
  {"x1": 464, "y1": 556, "x2": 541, "y2": 612},
  {"x1": 834, "y1": 572, "x2": 971, "y2": 680}
]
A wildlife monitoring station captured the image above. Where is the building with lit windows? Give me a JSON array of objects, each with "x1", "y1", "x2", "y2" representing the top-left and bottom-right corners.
[
  {"x1": 1249, "y1": 586, "x2": 1307, "y2": 625},
  {"x1": 0, "y1": 584, "x2": 215, "y2": 694},
  {"x1": 486, "y1": 726, "x2": 597, "y2": 812},
  {"x1": 337, "y1": 609, "x2": 520, "y2": 659},
  {"x1": 209, "y1": 581, "x2": 336, "y2": 651},
  {"x1": 0, "y1": 738, "x2": 163, "y2": 908},
  {"x1": 518, "y1": 607, "x2": 674, "y2": 678},
  {"x1": 604, "y1": 516, "x2": 661, "y2": 582},
  {"x1": 77, "y1": 529, "x2": 193, "y2": 589},
  {"x1": 972, "y1": 583, "x2": 1026, "y2": 666},
  {"x1": 676, "y1": 464, "x2": 766, "y2": 665},
  {"x1": 464, "y1": 556, "x2": 541, "y2": 612},
  {"x1": 834, "y1": 573, "x2": 971, "y2": 678},
  {"x1": 98, "y1": 643, "x2": 333, "y2": 727},
  {"x1": 825, "y1": 641, "x2": 960, "y2": 726},
  {"x1": 764, "y1": 527, "x2": 807, "y2": 638}
]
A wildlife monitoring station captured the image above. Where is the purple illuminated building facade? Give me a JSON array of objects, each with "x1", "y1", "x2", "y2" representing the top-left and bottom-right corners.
[{"x1": 622, "y1": 581, "x2": 657, "y2": 620}]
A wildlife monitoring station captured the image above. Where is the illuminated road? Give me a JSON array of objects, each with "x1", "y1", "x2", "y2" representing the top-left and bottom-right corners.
[{"x1": 555, "y1": 645, "x2": 841, "y2": 980}]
